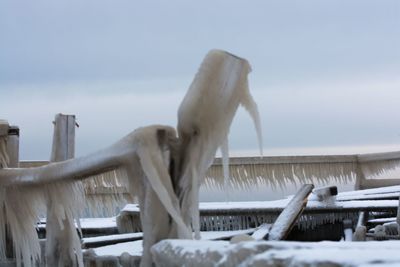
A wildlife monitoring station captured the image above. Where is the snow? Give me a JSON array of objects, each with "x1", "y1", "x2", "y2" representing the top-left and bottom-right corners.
[
  {"x1": 89, "y1": 240, "x2": 143, "y2": 257},
  {"x1": 152, "y1": 240, "x2": 400, "y2": 267},
  {"x1": 79, "y1": 217, "x2": 117, "y2": 229},
  {"x1": 199, "y1": 229, "x2": 254, "y2": 240},
  {"x1": 368, "y1": 217, "x2": 396, "y2": 223},
  {"x1": 82, "y1": 233, "x2": 143, "y2": 244},
  {"x1": 199, "y1": 199, "x2": 399, "y2": 210}
]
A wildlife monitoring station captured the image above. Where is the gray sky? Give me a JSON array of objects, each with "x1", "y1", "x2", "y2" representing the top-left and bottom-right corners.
[{"x1": 1, "y1": 0, "x2": 400, "y2": 160}]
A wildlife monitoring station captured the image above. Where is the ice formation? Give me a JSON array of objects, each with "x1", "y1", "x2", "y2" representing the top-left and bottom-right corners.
[
  {"x1": 176, "y1": 49, "x2": 263, "y2": 238},
  {"x1": 45, "y1": 114, "x2": 84, "y2": 267},
  {"x1": 206, "y1": 157, "x2": 357, "y2": 189},
  {"x1": 2, "y1": 49, "x2": 399, "y2": 266},
  {"x1": 83, "y1": 168, "x2": 131, "y2": 217},
  {"x1": 0, "y1": 124, "x2": 192, "y2": 267}
]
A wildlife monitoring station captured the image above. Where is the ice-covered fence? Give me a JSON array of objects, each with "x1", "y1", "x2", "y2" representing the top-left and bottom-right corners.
[
  {"x1": 207, "y1": 155, "x2": 357, "y2": 189},
  {"x1": 208, "y1": 152, "x2": 400, "y2": 190},
  {"x1": 19, "y1": 150, "x2": 400, "y2": 218},
  {"x1": 117, "y1": 196, "x2": 398, "y2": 235}
]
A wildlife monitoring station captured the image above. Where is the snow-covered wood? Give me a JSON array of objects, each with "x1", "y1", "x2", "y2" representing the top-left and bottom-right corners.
[
  {"x1": 267, "y1": 184, "x2": 314, "y2": 240},
  {"x1": 251, "y1": 223, "x2": 272, "y2": 240}
]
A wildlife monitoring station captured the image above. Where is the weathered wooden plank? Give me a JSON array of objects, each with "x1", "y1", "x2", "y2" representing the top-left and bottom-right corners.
[{"x1": 268, "y1": 184, "x2": 314, "y2": 240}]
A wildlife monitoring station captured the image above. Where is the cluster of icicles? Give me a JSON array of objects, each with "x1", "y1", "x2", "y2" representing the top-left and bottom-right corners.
[{"x1": 0, "y1": 136, "x2": 87, "y2": 266}]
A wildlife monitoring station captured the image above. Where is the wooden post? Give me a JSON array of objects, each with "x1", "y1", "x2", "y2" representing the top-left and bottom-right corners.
[
  {"x1": 0, "y1": 121, "x2": 19, "y2": 260},
  {"x1": 0, "y1": 120, "x2": 9, "y2": 168},
  {"x1": 6, "y1": 127, "x2": 19, "y2": 168},
  {"x1": 50, "y1": 114, "x2": 75, "y2": 161},
  {"x1": 46, "y1": 114, "x2": 78, "y2": 266},
  {"x1": 354, "y1": 163, "x2": 365, "y2": 190},
  {"x1": 267, "y1": 184, "x2": 314, "y2": 241}
]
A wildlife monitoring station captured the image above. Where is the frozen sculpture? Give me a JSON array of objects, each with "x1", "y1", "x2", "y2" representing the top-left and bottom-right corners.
[{"x1": 0, "y1": 50, "x2": 263, "y2": 267}]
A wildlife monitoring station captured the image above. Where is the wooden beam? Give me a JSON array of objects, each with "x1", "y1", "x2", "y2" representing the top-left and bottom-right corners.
[{"x1": 267, "y1": 184, "x2": 314, "y2": 240}]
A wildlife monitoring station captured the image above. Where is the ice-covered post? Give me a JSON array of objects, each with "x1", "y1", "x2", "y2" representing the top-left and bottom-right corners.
[
  {"x1": 45, "y1": 114, "x2": 83, "y2": 266},
  {"x1": 267, "y1": 184, "x2": 314, "y2": 241},
  {"x1": 0, "y1": 120, "x2": 9, "y2": 168}
]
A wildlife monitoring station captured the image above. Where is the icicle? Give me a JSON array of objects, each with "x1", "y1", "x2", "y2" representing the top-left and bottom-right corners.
[
  {"x1": 191, "y1": 166, "x2": 201, "y2": 239},
  {"x1": 220, "y1": 136, "x2": 230, "y2": 201},
  {"x1": 3, "y1": 185, "x2": 44, "y2": 267},
  {"x1": 204, "y1": 160, "x2": 356, "y2": 190},
  {"x1": 240, "y1": 78, "x2": 263, "y2": 156},
  {"x1": 83, "y1": 168, "x2": 131, "y2": 217},
  {"x1": 45, "y1": 181, "x2": 85, "y2": 267}
]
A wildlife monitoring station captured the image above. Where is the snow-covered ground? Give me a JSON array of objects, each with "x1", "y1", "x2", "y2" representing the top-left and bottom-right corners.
[{"x1": 152, "y1": 240, "x2": 400, "y2": 267}]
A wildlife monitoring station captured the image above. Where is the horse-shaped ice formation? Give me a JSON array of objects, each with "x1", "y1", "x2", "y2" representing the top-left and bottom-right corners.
[{"x1": 0, "y1": 49, "x2": 262, "y2": 267}]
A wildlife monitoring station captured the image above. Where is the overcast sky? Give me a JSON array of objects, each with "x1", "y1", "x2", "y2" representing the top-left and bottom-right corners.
[{"x1": 1, "y1": 0, "x2": 399, "y2": 160}]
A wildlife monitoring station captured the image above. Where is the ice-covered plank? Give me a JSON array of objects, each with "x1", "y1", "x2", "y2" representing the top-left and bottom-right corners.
[
  {"x1": 268, "y1": 184, "x2": 314, "y2": 240},
  {"x1": 82, "y1": 233, "x2": 143, "y2": 249},
  {"x1": 37, "y1": 217, "x2": 117, "y2": 230},
  {"x1": 85, "y1": 240, "x2": 143, "y2": 257},
  {"x1": 120, "y1": 203, "x2": 140, "y2": 213},
  {"x1": 368, "y1": 217, "x2": 396, "y2": 224},
  {"x1": 251, "y1": 223, "x2": 272, "y2": 240}
]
